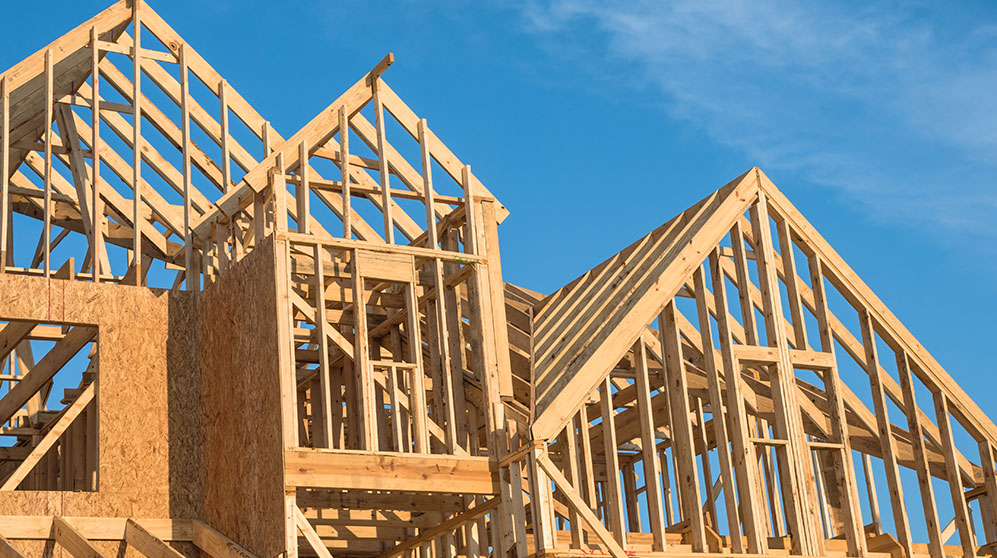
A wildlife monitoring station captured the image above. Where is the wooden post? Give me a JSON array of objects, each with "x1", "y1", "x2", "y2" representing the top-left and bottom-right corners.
[
  {"x1": 351, "y1": 251, "x2": 376, "y2": 450},
  {"x1": 750, "y1": 192, "x2": 821, "y2": 555},
  {"x1": 599, "y1": 377, "x2": 627, "y2": 546},
  {"x1": 90, "y1": 27, "x2": 104, "y2": 283},
  {"x1": 0, "y1": 74, "x2": 8, "y2": 274},
  {"x1": 660, "y1": 302, "x2": 706, "y2": 550},
  {"x1": 692, "y1": 265, "x2": 744, "y2": 552},
  {"x1": 897, "y1": 351, "x2": 944, "y2": 558},
  {"x1": 179, "y1": 43, "x2": 194, "y2": 291},
  {"x1": 372, "y1": 81, "x2": 393, "y2": 243},
  {"x1": 339, "y1": 105, "x2": 351, "y2": 238},
  {"x1": 44, "y1": 49, "x2": 54, "y2": 278},
  {"x1": 859, "y1": 309, "x2": 914, "y2": 558},
  {"x1": 709, "y1": 248, "x2": 768, "y2": 553},
  {"x1": 934, "y1": 392, "x2": 977, "y2": 558},
  {"x1": 633, "y1": 340, "x2": 667, "y2": 550},
  {"x1": 419, "y1": 119, "x2": 437, "y2": 248},
  {"x1": 808, "y1": 252, "x2": 868, "y2": 556},
  {"x1": 131, "y1": 1, "x2": 143, "y2": 285}
]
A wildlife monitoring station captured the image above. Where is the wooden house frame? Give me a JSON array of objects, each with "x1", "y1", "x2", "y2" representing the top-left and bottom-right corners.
[{"x1": 0, "y1": 2, "x2": 994, "y2": 557}]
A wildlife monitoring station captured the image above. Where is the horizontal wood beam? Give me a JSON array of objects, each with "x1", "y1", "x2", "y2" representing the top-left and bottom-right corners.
[
  {"x1": 284, "y1": 450, "x2": 500, "y2": 495},
  {"x1": 0, "y1": 517, "x2": 192, "y2": 541}
]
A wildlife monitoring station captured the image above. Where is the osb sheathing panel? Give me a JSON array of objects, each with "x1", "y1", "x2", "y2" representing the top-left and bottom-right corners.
[
  {"x1": 197, "y1": 235, "x2": 285, "y2": 558},
  {"x1": 0, "y1": 273, "x2": 202, "y2": 524}
]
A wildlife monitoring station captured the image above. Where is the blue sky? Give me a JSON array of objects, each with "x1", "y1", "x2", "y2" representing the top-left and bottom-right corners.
[{"x1": 2, "y1": 2, "x2": 995, "y2": 407}]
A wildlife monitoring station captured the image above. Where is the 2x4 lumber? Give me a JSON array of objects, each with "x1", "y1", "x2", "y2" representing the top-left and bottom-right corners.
[
  {"x1": 338, "y1": 105, "x2": 351, "y2": 237},
  {"x1": 192, "y1": 521, "x2": 259, "y2": 558},
  {"x1": 775, "y1": 218, "x2": 807, "y2": 349},
  {"x1": 598, "y1": 378, "x2": 626, "y2": 546},
  {"x1": 54, "y1": 106, "x2": 96, "y2": 257},
  {"x1": 693, "y1": 395, "x2": 717, "y2": 529},
  {"x1": 95, "y1": 40, "x2": 176, "y2": 64},
  {"x1": 632, "y1": 340, "x2": 667, "y2": 550},
  {"x1": 179, "y1": 43, "x2": 193, "y2": 290},
  {"x1": 350, "y1": 251, "x2": 377, "y2": 450},
  {"x1": 371, "y1": 83, "x2": 394, "y2": 243},
  {"x1": 312, "y1": 243, "x2": 333, "y2": 448},
  {"x1": 750, "y1": 191, "x2": 821, "y2": 554},
  {"x1": 53, "y1": 517, "x2": 104, "y2": 558},
  {"x1": 660, "y1": 302, "x2": 707, "y2": 550},
  {"x1": 807, "y1": 252, "x2": 867, "y2": 556},
  {"x1": 708, "y1": 248, "x2": 768, "y2": 553},
  {"x1": 219, "y1": 79, "x2": 231, "y2": 190},
  {"x1": 0, "y1": 1, "x2": 129, "y2": 121},
  {"x1": 528, "y1": 448, "x2": 557, "y2": 552},
  {"x1": 425, "y1": 243, "x2": 458, "y2": 450},
  {"x1": 124, "y1": 519, "x2": 184, "y2": 558},
  {"x1": 0, "y1": 534, "x2": 23, "y2": 558},
  {"x1": 576, "y1": 411, "x2": 598, "y2": 512},
  {"x1": 480, "y1": 201, "x2": 515, "y2": 399},
  {"x1": 0, "y1": 325, "x2": 96, "y2": 425},
  {"x1": 1, "y1": 75, "x2": 10, "y2": 272},
  {"x1": 0, "y1": 517, "x2": 191, "y2": 542},
  {"x1": 537, "y1": 453, "x2": 627, "y2": 558},
  {"x1": 729, "y1": 219, "x2": 759, "y2": 345},
  {"x1": 295, "y1": 506, "x2": 334, "y2": 558},
  {"x1": 275, "y1": 238, "x2": 300, "y2": 450},
  {"x1": 296, "y1": 144, "x2": 310, "y2": 231},
  {"x1": 563, "y1": 419, "x2": 583, "y2": 548},
  {"x1": 0, "y1": 321, "x2": 35, "y2": 363},
  {"x1": 283, "y1": 449, "x2": 500, "y2": 494},
  {"x1": 403, "y1": 269, "x2": 430, "y2": 452},
  {"x1": 933, "y1": 392, "x2": 977, "y2": 557},
  {"x1": 859, "y1": 309, "x2": 915, "y2": 557},
  {"x1": 418, "y1": 118, "x2": 437, "y2": 246},
  {"x1": 131, "y1": 0, "x2": 143, "y2": 285},
  {"x1": 43, "y1": 49, "x2": 53, "y2": 278},
  {"x1": 897, "y1": 351, "x2": 945, "y2": 558},
  {"x1": 1, "y1": 383, "x2": 94, "y2": 490},
  {"x1": 977, "y1": 442, "x2": 997, "y2": 544},
  {"x1": 690, "y1": 265, "x2": 744, "y2": 552}
]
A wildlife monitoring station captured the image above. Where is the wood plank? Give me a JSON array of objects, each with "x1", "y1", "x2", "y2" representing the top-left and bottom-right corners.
[
  {"x1": 191, "y1": 521, "x2": 258, "y2": 558},
  {"x1": 123, "y1": 519, "x2": 184, "y2": 558},
  {"x1": 859, "y1": 309, "x2": 914, "y2": 557},
  {"x1": 933, "y1": 392, "x2": 977, "y2": 558},
  {"x1": 633, "y1": 340, "x2": 667, "y2": 550},
  {"x1": 53, "y1": 517, "x2": 103, "y2": 558},
  {"x1": 284, "y1": 450, "x2": 500, "y2": 495},
  {"x1": 0, "y1": 534, "x2": 23, "y2": 558},
  {"x1": 295, "y1": 506, "x2": 333, "y2": 558},
  {"x1": 897, "y1": 351, "x2": 944, "y2": 558}
]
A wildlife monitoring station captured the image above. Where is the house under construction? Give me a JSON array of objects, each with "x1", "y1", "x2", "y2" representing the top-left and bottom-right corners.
[{"x1": 0, "y1": 2, "x2": 995, "y2": 557}]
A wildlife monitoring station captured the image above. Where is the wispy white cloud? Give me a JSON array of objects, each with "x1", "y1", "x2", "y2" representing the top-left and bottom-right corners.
[{"x1": 521, "y1": 1, "x2": 997, "y2": 239}]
